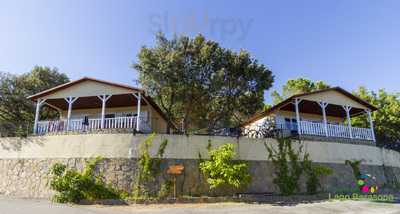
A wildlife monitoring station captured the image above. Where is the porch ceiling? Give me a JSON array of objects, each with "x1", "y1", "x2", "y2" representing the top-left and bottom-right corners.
[
  {"x1": 45, "y1": 93, "x2": 147, "y2": 110},
  {"x1": 280, "y1": 99, "x2": 365, "y2": 118}
]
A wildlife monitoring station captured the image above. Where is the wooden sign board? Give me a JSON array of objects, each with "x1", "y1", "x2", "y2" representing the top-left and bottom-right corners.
[{"x1": 167, "y1": 164, "x2": 184, "y2": 175}]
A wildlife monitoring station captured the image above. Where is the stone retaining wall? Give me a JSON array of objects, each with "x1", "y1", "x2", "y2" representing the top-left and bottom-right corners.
[
  {"x1": 0, "y1": 134, "x2": 399, "y2": 198},
  {"x1": 1, "y1": 157, "x2": 399, "y2": 198}
]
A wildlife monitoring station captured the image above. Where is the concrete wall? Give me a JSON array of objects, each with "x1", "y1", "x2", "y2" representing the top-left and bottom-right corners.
[
  {"x1": 0, "y1": 134, "x2": 399, "y2": 198},
  {"x1": 1, "y1": 134, "x2": 398, "y2": 166}
]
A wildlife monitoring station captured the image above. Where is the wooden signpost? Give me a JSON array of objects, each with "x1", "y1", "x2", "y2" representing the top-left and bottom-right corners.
[{"x1": 167, "y1": 164, "x2": 184, "y2": 199}]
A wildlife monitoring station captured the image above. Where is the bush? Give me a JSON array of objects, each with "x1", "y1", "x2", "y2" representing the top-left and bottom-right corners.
[
  {"x1": 132, "y1": 133, "x2": 169, "y2": 199},
  {"x1": 199, "y1": 144, "x2": 251, "y2": 190},
  {"x1": 49, "y1": 157, "x2": 121, "y2": 203},
  {"x1": 0, "y1": 122, "x2": 17, "y2": 137},
  {"x1": 303, "y1": 154, "x2": 333, "y2": 194},
  {"x1": 265, "y1": 137, "x2": 304, "y2": 195},
  {"x1": 157, "y1": 180, "x2": 173, "y2": 199},
  {"x1": 266, "y1": 137, "x2": 333, "y2": 195},
  {"x1": 345, "y1": 159, "x2": 362, "y2": 179}
]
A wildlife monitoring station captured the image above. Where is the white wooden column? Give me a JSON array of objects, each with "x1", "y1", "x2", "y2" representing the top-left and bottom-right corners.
[
  {"x1": 293, "y1": 98, "x2": 302, "y2": 135},
  {"x1": 366, "y1": 109, "x2": 376, "y2": 142},
  {"x1": 318, "y1": 101, "x2": 329, "y2": 137},
  {"x1": 132, "y1": 92, "x2": 142, "y2": 132},
  {"x1": 97, "y1": 95, "x2": 112, "y2": 129},
  {"x1": 33, "y1": 99, "x2": 46, "y2": 134},
  {"x1": 141, "y1": 96, "x2": 152, "y2": 130},
  {"x1": 342, "y1": 105, "x2": 353, "y2": 139},
  {"x1": 65, "y1": 96, "x2": 79, "y2": 130}
]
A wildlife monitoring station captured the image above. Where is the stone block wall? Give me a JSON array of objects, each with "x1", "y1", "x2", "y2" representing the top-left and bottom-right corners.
[
  {"x1": 0, "y1": 157, "x2": 399, "y2": 198},
  {"x1": 0, "y1": 134, "x2": 399, "y2": 198}
]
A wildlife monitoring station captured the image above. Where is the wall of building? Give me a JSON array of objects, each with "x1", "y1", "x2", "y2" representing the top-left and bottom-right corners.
[
  {"x1": 298, "y1": 90, "x2": 367, "y2": 110},
  {"x1": 276, "y1": 110, "x2": 345, "y2": 124},
  {"x1": 0, "y1": 134, "x2": 399, "y2": 198},
  {"x1": 41, "y1": 80, "x2": 135, "y2": 100},
  {"x1": 60, "y1": 106, "x2": 147, "y2": 119}
]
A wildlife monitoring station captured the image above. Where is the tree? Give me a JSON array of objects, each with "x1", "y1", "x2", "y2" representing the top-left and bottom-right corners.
[
  {"x1": 271, "y1": 78, "x2": 330, "y2": 104},
  {"x1": 0, "y1": 66, "x2": 69, "y2": 136},
  {"x1": 352, "y1": 87, "x2": 400, "y2": 148},
  {"x1": 134, "y1": 33, "x2": 274, "y2": 133}
]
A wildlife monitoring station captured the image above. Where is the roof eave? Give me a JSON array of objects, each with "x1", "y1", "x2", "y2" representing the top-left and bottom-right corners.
[{"x1": 27, "y1": 77, "x2": 145, "y2": 101}]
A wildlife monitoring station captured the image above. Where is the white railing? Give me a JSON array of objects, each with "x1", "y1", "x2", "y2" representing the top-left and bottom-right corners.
[
  {"x1": 36, "y1": 116, "x2": 151, "y2": 135},
  {"x1": 300, "y1": 121, "x2": 326, "y2": 136},
  {"x1": 299, "y1": 120, "x2": 373, "y2": 141},
  {"x1": 88, "y1": 118, "x2": 102, "y2": 130},
  {"x1": 68, "y1": 119, "x2": 85, "y2": 132},
  {"x1": 352, "y1": 126, "x2": 373, "y2": 141},
  {"x1": 327, "y1": 123, "x2": 351, "y2": 139},
  {"x1": 104, "y1": 116, "x2": 136, "y2": 129}
]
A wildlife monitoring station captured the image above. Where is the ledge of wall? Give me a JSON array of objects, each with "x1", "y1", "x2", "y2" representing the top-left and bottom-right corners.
[{"x1": 0, "y1": 134, "x2": 399, "y2": 167}]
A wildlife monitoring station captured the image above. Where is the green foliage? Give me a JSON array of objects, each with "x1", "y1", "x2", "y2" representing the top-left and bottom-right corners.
[
  {"x1": 265, "y1": 137, "x2": 304, "y2": 195},
  {"x1": 134, "y1": 33, "x2": 274, "y2": 133},
  {"x1": 352, "y1": 87, "x2": 400, "y2": 147},
  {"x1": 133, "y1": 134, "x2": 169, "y2": 198},
  {"x1": 0, "y1": 66, "x2": 69, "y2": 136},
  {"x1": 303, "y1": 154, "x2": 333, "y2": 194},
  {"x1": 49, "y1": 157, "x2": 121, "y2": 203},
  {"x1": 199, "y1": 144, "x2": 251, "y2": 190},
  {"x1": 345, "y1": 159, "x2": 362, "y2": 179},
  {"x1": 266, "y1": 138, "x2": 334, "y2": 195},
  {"x1": 264, "y1": 104, "x2": 272, "y2": 111},
  {"x1": 271, "y1": 78, "x2": 330, "y2": 104},
  {"x1": 157, "y1": 180, "x2": 173, "y2": 199}
]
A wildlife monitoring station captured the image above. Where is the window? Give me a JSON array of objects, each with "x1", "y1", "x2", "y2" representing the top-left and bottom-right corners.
[
  {"x1": 284, "y1": 118, "x2": 291, "y2": 130},
  {"x1": 282, "y1": 118, "x2": 299, "y2": 131},
  {"x1": 291, "y1": 118, "x2": 298, "y2": 130}
]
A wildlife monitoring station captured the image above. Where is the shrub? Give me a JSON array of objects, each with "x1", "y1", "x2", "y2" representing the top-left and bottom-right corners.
[
  {"x1": 0, "y1": 122, "x2": 16, "y2": 137},
  {"x1": 199, "y1": 144, "x2": 251, "y2": 190},
  {"x1": 266, "y1": 137, "x2": 333, "y2": 195},
  {"x1": 157, "y1": 180, "x2": 173, "y2": 199},
  {"x1": 49, "y1": 157, "x2": 121, "y2": 203},
  {"x1": 265, "y1": 137, "x2": 304, "y2": 195},
  {"x1": 303, "y1": 154, "x2": 333, "y2": 194},
  {"x1": 132, "y1": 134, "x2": 169, "y2": 199},
  {"x1": 345, "y1": 159, "x2": 362, "y2": 179}
]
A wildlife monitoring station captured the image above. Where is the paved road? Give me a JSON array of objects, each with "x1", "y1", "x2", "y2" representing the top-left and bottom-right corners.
[{"x1": 1, "y1": 197, "x2": 400, "y2": 214}]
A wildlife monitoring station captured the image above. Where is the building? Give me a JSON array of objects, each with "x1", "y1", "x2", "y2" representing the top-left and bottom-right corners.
[
  {"x1": 242, "y1": 87, "x2": 377, "y2": 142},
  {"x1": 28, "y1": 77, "x2": 171, "y2": 135}
]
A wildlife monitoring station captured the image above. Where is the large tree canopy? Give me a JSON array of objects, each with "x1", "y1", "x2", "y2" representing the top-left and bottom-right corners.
[
  {"x1": 134, "y1": 33, "x2": 274, "y2": 133},
  {"x1": 0, "y1": 66, "x2": 69, "y2": 136},
  {"x1": 352, "y1": 87, "x2": 400, "y2": 149},
  {"x1": 271, "y1": 78, "x2": 330, "y2": 104}
]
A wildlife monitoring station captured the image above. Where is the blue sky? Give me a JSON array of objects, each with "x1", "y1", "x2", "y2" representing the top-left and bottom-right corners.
[{"x1": 0, "y1": 0, "x2": 399, "y2": 103}]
